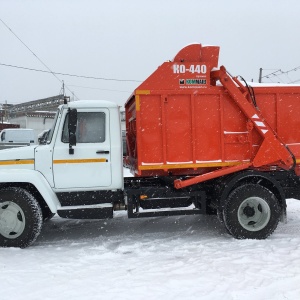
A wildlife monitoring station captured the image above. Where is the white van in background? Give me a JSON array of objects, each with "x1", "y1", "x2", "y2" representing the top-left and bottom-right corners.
[{"x1": 0, "y1": 128, "x2": 35, "y2": 144}]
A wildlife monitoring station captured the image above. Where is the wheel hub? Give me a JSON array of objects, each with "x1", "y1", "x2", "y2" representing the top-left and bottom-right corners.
[
  {"x1": 243, "y1": 205, "x2": 255, "y2": 217},
  {"x1": 0, "y1": 202, "x2": 26, "y2": 239},
  {"x1": 1, "y1": 210, "x2": 17, "y2": 230},
  {"x1": 237, "y1": 197, "x2": 271, "y2": 232}
]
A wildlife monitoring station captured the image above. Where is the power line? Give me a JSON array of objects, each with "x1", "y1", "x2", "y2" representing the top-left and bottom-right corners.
[
  {"x1": 289, "y1": 79, "x2": 300, "y2": 84},
  {"x1": 261, "y1": 66, "x2": 300, "y2": 83},
  {"x1": 0, "y1": 17, "x2": 80, "y2": 100},
  {"x1": 67, "y1": 84, "x2": 131, "y2": 93},
  {"x1": 261, "y1": 69, "x2": 282, "y2": 79},
  {"x1": 0, "y1": 62, "x2": 142, "y2": 83},
  {"x1": 265, "y1": 76, "x2": 276, "y2": 83}
]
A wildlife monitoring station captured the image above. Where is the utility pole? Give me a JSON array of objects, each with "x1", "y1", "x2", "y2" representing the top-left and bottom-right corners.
[
  {"x1": 259, "y1": 68, "x2": 263, "y2": 83},
  {"x1": 60, "y1": 81, "x2": 65, "y2": 96},
  {"x1": 4, "y1": 100, "x2": 7, "y2": 122},
  {"x1": 0, "y1": 104, "x2": 3, "y2": 123}
]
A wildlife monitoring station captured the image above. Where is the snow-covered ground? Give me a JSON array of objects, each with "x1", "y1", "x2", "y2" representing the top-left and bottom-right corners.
[{"x1": 1, "y1": 190, "x2": 300, "y2": 299}]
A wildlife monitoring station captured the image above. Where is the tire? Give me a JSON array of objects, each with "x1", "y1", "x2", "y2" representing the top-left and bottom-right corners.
[
  {"x1": 223, "y1": 183, "x2": 281, "y2": 239},
  {"x1": 0, "y1": 187, "x2": 43, "y2": 248},
  {"x1": 217, "y1": 207, "x2": 225, "y2": 224}
]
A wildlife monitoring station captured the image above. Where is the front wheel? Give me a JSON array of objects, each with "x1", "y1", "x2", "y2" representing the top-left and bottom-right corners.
[
  {"x1": 223, "y1": 184, "x2": 281, "y2": 239},
  {"x1": 0, "y1": 187, "x2": 43, "y2": 248}
]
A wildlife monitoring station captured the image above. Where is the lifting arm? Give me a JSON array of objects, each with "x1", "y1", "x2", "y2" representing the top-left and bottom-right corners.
[
  {"x1": 174, "y1": 66, "x2": 295, "y2": 189},
  {"x1": 213, "y1": 66, "x2": 295, "y2": 169}
]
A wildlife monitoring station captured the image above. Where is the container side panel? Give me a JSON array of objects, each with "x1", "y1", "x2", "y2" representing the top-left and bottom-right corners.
[
  {"x1": 223, "y1": 94, "x2": 247, "y2": 132},
  {"x1": 223, "y1": 93, "x2": 251, "y2": 161},
  {"x1": 256, "y1": 93, "x2": 277, "y2": 130},
  {"x1": 165, "y1": 95, "x2": 193, "y2": 163},
  {"x1": 224, "y1": 144, "x2": 251, "y2": 161},
  {"x1": 277, "y1": 93, "x2": 300, "y2": 157},
  {"x1": 139, "y1": 95, "x2": 163, "y2": 164},
  {"x1": 194, "y1": 94, "x2": 221, "y2": 161}
]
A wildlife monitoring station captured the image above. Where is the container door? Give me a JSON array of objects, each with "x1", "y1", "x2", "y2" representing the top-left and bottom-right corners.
[{"x1": 53, "y1": 108, "x2": 111, "y2": 189}]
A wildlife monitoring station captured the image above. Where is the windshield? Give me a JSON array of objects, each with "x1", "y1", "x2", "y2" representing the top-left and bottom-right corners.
[{"x1": 46, "y1": 109, "x2": 60, "y2": 143}]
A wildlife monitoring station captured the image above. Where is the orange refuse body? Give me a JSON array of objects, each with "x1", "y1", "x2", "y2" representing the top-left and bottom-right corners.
[{"x1": 125, "y1": 44, "x2": 300, "y2": 181}]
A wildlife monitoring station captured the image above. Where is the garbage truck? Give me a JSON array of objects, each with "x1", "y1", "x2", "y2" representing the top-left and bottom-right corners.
[{"x1": 1, "y1": 43, "x2": 300, "y2": 248}]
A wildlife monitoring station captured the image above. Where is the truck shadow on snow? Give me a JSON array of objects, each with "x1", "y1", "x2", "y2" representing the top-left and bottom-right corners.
[{"x1": 35, "y1": 212, "x2": 230, "y2": 247}]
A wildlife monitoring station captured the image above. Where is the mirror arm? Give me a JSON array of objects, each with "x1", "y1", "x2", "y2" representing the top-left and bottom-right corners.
[{"x1": 69, "y1": 144, "x2": 74, "y2": 155}]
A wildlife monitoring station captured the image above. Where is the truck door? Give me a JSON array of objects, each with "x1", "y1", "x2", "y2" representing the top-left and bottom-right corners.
[{"x1": 53, "y1": 108, "x2": 112, "y2": 189}]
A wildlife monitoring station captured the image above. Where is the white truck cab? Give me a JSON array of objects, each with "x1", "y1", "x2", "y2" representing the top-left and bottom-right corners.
[
  {"x1": 0, "y1": 100, "x2": 124, "y2": 248},
  {"x1": 38, "y1": 100, "x2": 123, "y2": 191}
]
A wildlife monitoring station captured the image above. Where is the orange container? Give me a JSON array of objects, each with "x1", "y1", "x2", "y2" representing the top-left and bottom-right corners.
[{"x1": 125, "y1": 44, "x2": 300, "y2": 176}]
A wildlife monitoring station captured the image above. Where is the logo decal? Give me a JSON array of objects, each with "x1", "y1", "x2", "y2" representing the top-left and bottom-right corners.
[{"x1": 186, "y1": 79, "x2": 206, "y2": 85}]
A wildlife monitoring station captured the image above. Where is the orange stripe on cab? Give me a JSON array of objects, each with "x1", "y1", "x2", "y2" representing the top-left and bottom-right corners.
[{"x1": 53, "y1": 158, "x2": 107, "y2": 164}]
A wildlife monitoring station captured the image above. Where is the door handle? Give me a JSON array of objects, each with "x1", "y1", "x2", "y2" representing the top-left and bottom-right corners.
[{"x1": 96, "y1": 150, "x2": 110, "y2": 154}]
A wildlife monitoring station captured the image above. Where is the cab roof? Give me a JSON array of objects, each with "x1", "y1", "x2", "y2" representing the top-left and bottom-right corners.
[{"x1": 65, "y1": 100, "x2": 119, "y2": 109}]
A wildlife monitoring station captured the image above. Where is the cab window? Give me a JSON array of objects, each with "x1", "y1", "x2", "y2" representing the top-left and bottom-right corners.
[{"x1": 62, "y1": 112, "x2": 106, "y2": 143}]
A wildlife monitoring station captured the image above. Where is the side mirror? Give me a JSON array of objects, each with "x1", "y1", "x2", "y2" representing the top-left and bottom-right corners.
[{"x1": 68, "y1": 108, "x2": 77, "y2": 154}]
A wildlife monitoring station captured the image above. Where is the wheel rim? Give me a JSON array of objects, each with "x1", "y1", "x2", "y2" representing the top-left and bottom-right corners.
[
  {"x1": 237, "y1": 197, "x2": 271, "y2": 232},
  {"x1": 0, "y1": 201, "x2": 26, "y2": 239}
]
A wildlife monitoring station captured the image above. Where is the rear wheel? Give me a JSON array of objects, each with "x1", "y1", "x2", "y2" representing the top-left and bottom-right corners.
[
  {"x1": 0, "y1": 187, "x2": 43, "y2": 248},
  {"x1": 223, "y1": 184, "x2": 281, "y2": 239}
]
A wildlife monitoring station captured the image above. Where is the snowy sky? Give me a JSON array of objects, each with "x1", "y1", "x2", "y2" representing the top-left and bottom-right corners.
[{"x1": 1, "y1": 0, "x2": 300, "y2": 107}]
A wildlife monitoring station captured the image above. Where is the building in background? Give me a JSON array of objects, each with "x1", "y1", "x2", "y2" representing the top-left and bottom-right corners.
[
  {"x1": 1, "y1": 95, "x2": 126, "y2": 143},
  {"x1": 6, "y1": 95, "x2": 64, "y2": 143}
]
